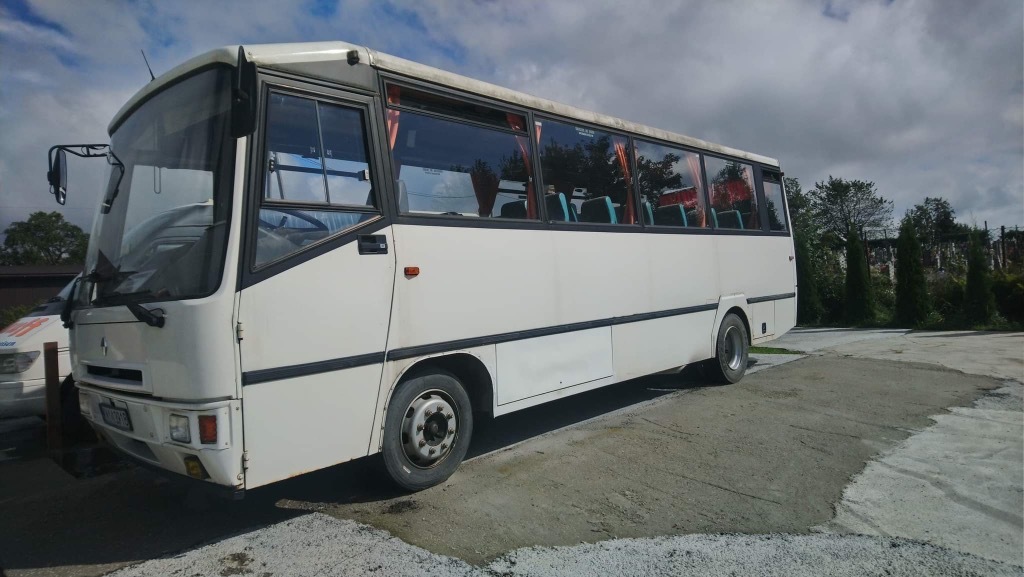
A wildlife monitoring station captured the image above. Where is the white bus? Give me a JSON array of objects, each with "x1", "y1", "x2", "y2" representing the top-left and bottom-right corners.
[{"x1": 47, "y1": 42, "x2": 795, "y2": 494}]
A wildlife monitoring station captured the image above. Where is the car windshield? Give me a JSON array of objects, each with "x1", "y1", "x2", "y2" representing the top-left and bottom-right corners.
[{"x1": 80, "y1": 66, "x2": 235, "y2": 306}]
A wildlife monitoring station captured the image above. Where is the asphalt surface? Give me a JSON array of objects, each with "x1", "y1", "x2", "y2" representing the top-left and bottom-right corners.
[{"x1": 1, "y1": 328, "x2": 1021, "y2": 576}]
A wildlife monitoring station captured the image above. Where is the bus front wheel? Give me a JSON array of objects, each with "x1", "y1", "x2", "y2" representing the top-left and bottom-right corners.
[
  {"x1": 706, "y1": 313, "x2": 749, "y2": 384},
  {"x1": 381, "y1": 370, "x2": 473, "y2": 491}
]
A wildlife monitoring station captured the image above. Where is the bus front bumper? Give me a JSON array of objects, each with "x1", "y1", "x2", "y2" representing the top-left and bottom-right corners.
[{"x1": 77, "y1": 384, "x2": 244, "y2": 489}]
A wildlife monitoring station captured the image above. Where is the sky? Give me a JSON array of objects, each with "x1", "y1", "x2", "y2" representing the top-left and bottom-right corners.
[{"x1": 1, "y1": 0, "x2": 1022, "y2": 237}]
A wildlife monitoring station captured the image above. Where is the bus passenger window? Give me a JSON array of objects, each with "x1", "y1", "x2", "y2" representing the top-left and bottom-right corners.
[
  {"x1": 537, "y1": 119, "x2": 637, "y2": 225},
  {"x1": 762, "y1": 171, "x2": 788, "y2": 232},
  {"x1": 705, "y1": 156, "x2": 758, "y2": 231},
  {"x1": 386, "y1": 85, "x2": 536, "y2": 220},
  {"x1": 634, "y1": 139, "x2": 707, "y2": 228}
]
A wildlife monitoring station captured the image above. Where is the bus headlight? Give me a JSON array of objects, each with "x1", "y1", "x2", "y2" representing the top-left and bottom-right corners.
[{"x1": 169, "y1": 414, "x2": 191, "y2": 443}]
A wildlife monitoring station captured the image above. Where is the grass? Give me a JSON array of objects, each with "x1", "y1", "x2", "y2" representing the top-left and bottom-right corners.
[{"x1": 749, "y1": 346, "x2": 804, "y2": 355}]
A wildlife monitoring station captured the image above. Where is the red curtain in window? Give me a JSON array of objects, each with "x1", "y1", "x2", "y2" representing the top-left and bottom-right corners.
[
  {"x1": 509, "y1": 113, "x2": 536, "y2": 219},
  {"x1": 613, "y1": 138, "x2": 635, "y2": 224},
  {"x1": 386, "y1": 85, "x2": 401, "y2": 151},
  {"x1": 686, "y1": 154, "x2": 706, "y2": 226},
  {"x1": 470, "y1": 164, "x2": 500, "y2": 217}
]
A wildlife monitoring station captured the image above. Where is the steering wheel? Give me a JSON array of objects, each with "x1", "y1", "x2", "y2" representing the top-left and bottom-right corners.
[{"x1": 258, "y1": 208, "x2": 329, "y2": 233}]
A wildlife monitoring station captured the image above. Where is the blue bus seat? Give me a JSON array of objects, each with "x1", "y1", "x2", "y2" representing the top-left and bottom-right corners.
[
  {"x1": 654, "y1": 204, "x2": 688, "y2": 227},
  {"x1": 717, "y1": 209, "x2": 744, "y2": 229},
  {"x1": 581, "y1": 197, "x2": 617, "y2": 224},
  {"x1": 500, "y1": 200, "x2": 527, "y2": 218},
  {"x1": 545, "y1": 193, "x2": 569, "y2": 221}
]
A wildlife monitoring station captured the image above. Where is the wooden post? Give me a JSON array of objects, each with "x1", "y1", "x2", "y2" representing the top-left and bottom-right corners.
[{"x1": 44, "y1": 341, "x2": 63, "y2": 459}]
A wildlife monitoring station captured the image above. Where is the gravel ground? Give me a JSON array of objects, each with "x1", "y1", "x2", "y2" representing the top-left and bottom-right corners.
[{"x1": 107, "y1": 512, "x2": 1020, "y2": 577}]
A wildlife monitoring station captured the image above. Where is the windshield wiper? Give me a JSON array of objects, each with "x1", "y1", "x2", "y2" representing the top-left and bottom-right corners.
[
  {"x1": 126, "y1": 302, "x2": 165, "y2": 328},
  {"x1": 91, "y1": 290, "x2": 166, "y2": 328}
]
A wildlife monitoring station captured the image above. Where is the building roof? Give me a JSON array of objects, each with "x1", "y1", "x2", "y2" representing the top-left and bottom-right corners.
[{"x1": 110, "y1": 42, "x2": 779, "y2": 168}]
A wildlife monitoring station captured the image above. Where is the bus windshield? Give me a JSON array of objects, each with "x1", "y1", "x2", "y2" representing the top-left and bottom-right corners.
[{"x1": 82, "y1": 67, "x2": 236, "y2": 306}]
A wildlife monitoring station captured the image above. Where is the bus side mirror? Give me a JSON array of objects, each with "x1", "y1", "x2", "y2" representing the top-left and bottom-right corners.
[
  {"x1": 231, "y1": 46, "x2": 257, "y2": 137},
  {"x1": 48, "y1": 148, "x2": 68, "y2": 205}
]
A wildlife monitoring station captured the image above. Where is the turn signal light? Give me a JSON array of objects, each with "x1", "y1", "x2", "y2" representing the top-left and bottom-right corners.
[
  {"x1": 198, "y1": 415, "x2": 217, "y2": 444},
  {"x1": 404, "y1": 266, "x2": 420, "y2": 277}
]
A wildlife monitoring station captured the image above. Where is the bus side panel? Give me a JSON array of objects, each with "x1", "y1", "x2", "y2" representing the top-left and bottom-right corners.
[
  {"x1": 716, "y1": 235, "x2": 795, "y2": 337},
  {"x1": 387, "y1": 224, "x2": 557, "y2": 352},
  {"x1": 496, "y1": 327, "x2": 613, "y2": 405},
  {"x1": 243, "y1": 365, "x2": 381, "y2": 488},
  {"x1": 611, "y1": 311, "x2": 717, "y2": 381}
]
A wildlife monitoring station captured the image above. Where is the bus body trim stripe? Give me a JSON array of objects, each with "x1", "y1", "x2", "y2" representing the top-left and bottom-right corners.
[
  {"x1": 242, "y1": 352, "x2": 386, "y2": 386},
  {"x1": 385, "y1": 303, "x2": 719, "y2": 362},
  {"x1": 746, "y1": 292, "x2": 796, "y2": 304}
]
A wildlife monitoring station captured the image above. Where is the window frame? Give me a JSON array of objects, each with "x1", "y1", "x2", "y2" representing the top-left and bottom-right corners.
[
  {"x1": 702, "y1": 153, "x2": 767, "y2": 234},
  {"x1": 631, "y1": 136, "x2": 713, "y2": 231},
  {"x1": 240, "y1": 72, "x2": 393, "y2": 289},
  {"x1": 757, "y1": 167, "x2": 790, "y2": 233},
  {"x1": 382, "y1": 75, "x2": 548, "y2": 228},
  {"x1": 533, "y1": 114, "x2": 642, "y2": 228}
]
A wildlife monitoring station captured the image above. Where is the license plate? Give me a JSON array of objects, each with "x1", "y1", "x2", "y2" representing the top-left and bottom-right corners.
[{"x1": 99, "y1": 404, "x2": 133, "y2": 432}]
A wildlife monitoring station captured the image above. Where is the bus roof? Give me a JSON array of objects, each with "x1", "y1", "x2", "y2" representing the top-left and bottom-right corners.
[{"x1": 110, "y1": 42, "x2": 779, "y2": 168}]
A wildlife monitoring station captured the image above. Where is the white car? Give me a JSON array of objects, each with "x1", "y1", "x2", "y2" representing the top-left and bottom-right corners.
[{"x1": 0, "y1": 278, "x2": 75, "y2": 418}]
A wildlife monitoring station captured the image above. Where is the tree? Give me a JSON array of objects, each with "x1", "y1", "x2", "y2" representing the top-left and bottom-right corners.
[
  {"x1": 808, "y1": 176, "x2": 893, "y2": 242},
  {"x1": 0, "y1": 211, "x2": 88, "y2": 265},
  {"x1": 794, "y1": 228, "x2": 823, "y2": 324},
  {"x1": 895, "y1": 217, "x2": 929, "y2": 326},
  {"x1": 907, "y1": 197, "x2": 970, "y2": 245},
  {"x1": 964, "y1": 230, "x2": 995, "y2": 324},
  {"x1": 844, "y1": 227, "x2": 874, "y2": 324},
  {"x1": 784, "y1": 177, "x2": 814, "y2": 234}
]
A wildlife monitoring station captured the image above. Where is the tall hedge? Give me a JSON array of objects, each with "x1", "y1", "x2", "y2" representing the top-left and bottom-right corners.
[
  {"x1": 795, "y1": 230, "x2": 823, "y2": 324},
  {"x1": 844, "y1": 227, "x2": 874, "y2": 324},
  {"x1": 895, "y1": 218, "x2": 929, "y2": 326},
  {"x1": 965, "y1": 231, "x2": 995, "y2": 324}
]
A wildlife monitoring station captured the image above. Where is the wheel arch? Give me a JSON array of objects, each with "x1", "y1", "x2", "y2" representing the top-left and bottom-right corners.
[
  {"x1": 392, "y1": 352, "x2": 495, "y2": 418},
  {"x1": 710, "y1": 295, "x2": 753, "y2": 349}
]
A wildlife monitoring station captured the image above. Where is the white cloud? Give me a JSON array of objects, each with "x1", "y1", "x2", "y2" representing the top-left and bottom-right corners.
[{"x1": 1, "y1": 0, "x2": 1021, "y2": 236}]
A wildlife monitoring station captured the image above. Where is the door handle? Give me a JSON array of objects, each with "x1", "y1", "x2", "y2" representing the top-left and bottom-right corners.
[{"x1": 358, "y1": 234, "x2": 388, "y2": 255}]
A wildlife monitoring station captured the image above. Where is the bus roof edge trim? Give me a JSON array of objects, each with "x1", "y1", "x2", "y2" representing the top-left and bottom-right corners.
[{"x1": 108, "y1": 42, "x2": 779, "y2": 168}]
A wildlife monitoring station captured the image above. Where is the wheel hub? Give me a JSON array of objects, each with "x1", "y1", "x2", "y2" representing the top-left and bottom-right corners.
[
  {"x1": 724, "y1": 325, "x2": 744, "y2": 371},
  {"x1": 402, "y1": 391, "x2": 457, "y2": 467}
]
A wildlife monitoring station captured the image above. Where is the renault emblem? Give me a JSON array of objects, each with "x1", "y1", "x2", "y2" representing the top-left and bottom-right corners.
[{"x1": 100, "y1": 337, "x2": 108, "y2": 357}]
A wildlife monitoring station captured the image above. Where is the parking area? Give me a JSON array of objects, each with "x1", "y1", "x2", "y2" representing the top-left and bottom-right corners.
[{"x1": 1, "y1": 328, "x2": 1021, "y2": 576}]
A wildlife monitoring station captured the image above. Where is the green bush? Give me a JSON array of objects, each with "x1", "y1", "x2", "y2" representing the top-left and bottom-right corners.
[
  {"x1": 844, "y1": 228, "x2": 874, "y2": 324},
  {"x1": 992, "y1": 271, "x2": 1024, "y2": 324},
  {"x1": 928, "y1": 273, "x2": 965, "y2": 321},
  {"x1": 872, "y1": 272, "x2": 895, "y2": 325},
  {"x1": 894, "y1": 218, "x2": 929, "y2": 326}
]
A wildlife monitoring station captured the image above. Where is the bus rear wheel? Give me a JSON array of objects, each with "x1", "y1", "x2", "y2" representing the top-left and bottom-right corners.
[
  {"x1": 706, "y1": 313, "x2": 749, "y2": 384},
  {"x1": 381, "y1": 370, "x2": 473, "y2": 491}
]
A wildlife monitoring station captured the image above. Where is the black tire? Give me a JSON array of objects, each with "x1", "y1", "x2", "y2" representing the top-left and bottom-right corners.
[
  {"x1": 381, "y1": 370, "x2": 473, "y2": 491},
  {"x1": 705, "y1": 313, "x2": 749, "y2": 384}
]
